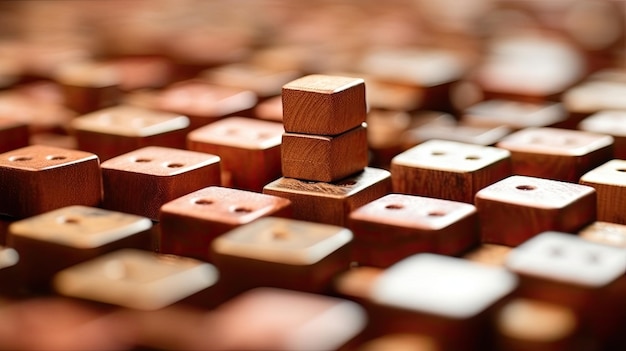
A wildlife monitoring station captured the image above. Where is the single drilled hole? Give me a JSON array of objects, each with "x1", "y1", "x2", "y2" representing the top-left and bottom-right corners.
[
  {"x1": 47, "y1": 155, "x2": 67, "y2": 161},
  {"x1": 134, "y1": 158, "x2": 152, "y2": 163},
  {"x1": 516, "y1": 185, "x2": 536, "y2": 191},
  {"x1": 431, "y1": 151, "x2": 446, "y2": 156},
  {"x1": 224, "y1": 128, "x2": 238, "y2": 135},
  {"x1": 550, "y1": 247, "x2": 563, "y2": 257},
  {"x1": 194, "y1": 199, "x2": 214, "y2": 205},
  {"x1": 616, "y1": 168, "x2": 626, "y2": 172},
  {"x1": 166, "y1": 163, "x2": 184, "y2": 168},
  {"x1": 58, "y1": 216, "x2": 80, "y2": 224},
  {"x1": 231, "y1": 206, "x2": 252, "y2": 214},
  {"x1": 385, "y1": 204, "x2": 404, "y2": 210},
  {"x1": 465, "y1": 155, "x2": 481, "y2": 160},
  {"x1": 427, "y1": 211, "x2": 446, "y2": 217},
  {"x1": 255, "y1": 132, "x2": 270, "y2": 140},
  {"x1": 271, "y1": 231, "x2": 289, "y2": 240},
  {"x1": 9, "y1": 156, "x2": 32, "y2": 162},
  {"x1": 588, "y1": 252, "x2": 600, "y2": 264}
]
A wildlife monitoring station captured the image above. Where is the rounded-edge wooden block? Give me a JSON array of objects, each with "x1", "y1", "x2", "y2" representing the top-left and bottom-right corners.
[
  {"x1": 282, "y1": 74, "x2": 366, "y2": 135},
  {"x1": 0, "y1": 118, "x2": 29, "y2": 154},
  {"x1": 579, "y1": 110, "x2": 626, "y2": 159},
  {"x1": 463, "y1": 99, "x2": 567, "y2": 130},
  {"x1": 0, "y1": 144, "x2": 102, "y2": 218},
  {"x1": 579, "y1": 159, "x2": 626, "y2": 224}
]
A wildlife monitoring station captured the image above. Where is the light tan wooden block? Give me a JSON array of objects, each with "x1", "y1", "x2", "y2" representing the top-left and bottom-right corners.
[
  {"x1": 475, "y1": 176, "x2": 596, "y2": 246},
  {"x1": 187, "y1": 116, "x2": 283, "y2": 192},
  {"x1": 282, "y1": 124, "x2": 368, "y2": 182},
  {"x1": 580, "y1": 159, "x2": 626, "y2": 224},
  {"x1": 200, "y1": 63, "x2": 300, "y2": 99},
  {"x1": 0, "y1": 246, "x2": 18, "y2": 294},
  {"x1": 463, "y1": 99, "x2": 567, "y2": 130},
  {"x1": 402, "y1": 123, "x2": 511, "y2": 148},
  {"x1": 579, "y1": 110, "x2": 626, "y2": 159},
  {"x1": 71, "y1": 105, "x2": 190, "y2": 161},
  {"x1": 391, "y1": 139, "x2": 512, "y2": 203},
  {"x1": 101, "y1": 146, "x2": 221, "y2": 220},
  {"x1": 496, "y1": 127, "x2": 614, "y2": 182},
  {"x1": 463, "y1": 244, "x2": 512, "y2": 267},
  {"x1": 282, "y1": 74, "x2": 366, "y2": 135},
  {"x1": 579, "y1": 221, "x2": 626, "y2": 248},
  {"x1": 253, "y1": 95, "x2": 283, "y2": 121},
  {"x1": 263, "y1": 167, "x2": 391, "y2": 226}
]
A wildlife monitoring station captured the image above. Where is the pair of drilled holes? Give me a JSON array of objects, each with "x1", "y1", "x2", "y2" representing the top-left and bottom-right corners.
[
  {"x1": 550, "y1": 247, "x2": 600, "y2": 264},
  {"x1": 132, "y1": 158, "x2": 184, "y2": 168},
  {"x1": 430, "y1": 151, "x2": 481, "y2": 160},
  {"x1": 193, "y1": 198, "x2": 252, "y2": 214},
  {"x1": 224, "y1": 128, "x2": 271, "y2": 140},
  {"x1": 9, "y1": 155, "x2": 67, "y2": 162},
  {"x1": 384, "y1": 203, "x2": 446, "y2": 217}
]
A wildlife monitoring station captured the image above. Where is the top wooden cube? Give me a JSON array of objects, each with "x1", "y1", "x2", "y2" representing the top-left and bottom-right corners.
[{"x1": 282, "y1": 75, "x2": 366, "y2": 135}]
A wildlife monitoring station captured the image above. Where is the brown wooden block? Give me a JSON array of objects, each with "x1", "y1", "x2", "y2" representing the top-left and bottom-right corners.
[
  {"x1": 0, "y1": 246, "x2": 18, "y2": 294},
  {"x1": 0, "y1": 145, "x2": 102, "y2": 218},
  {"x1": 462, "y1": 99, "x2": 567, "y2": 130},
  {"x1": 54, "y1": 249, "x2": 219, "y2": 311},
  {"x1": 101, "y1": 55, "x2": 175, "y2": 91},
  {"x1": 158, "y1": 186, "x2": 292, "y2": 261},
  {"x1": 0, "y1": 118, "x2": 28, "y2": 153},
  {"x1": 579, "y1": 110, "x2": 626, "y2": 160},
  {"x1": 496, "y1": 127, "x2": 614, "y2": 182},
  {"x1": 348, "y1": 194, "x2": 479, "y2": 267},
  {"x1": 475, "y1": 176, "x2": 596, "y2": 246},
  {"x1": 282, "y1": 74, "x2": 366, "y2": 135},
  {"x1": 101, "y1": 146, "x2": 221, "y2": 220},
  {"x1": 579, "y1": 221, "x2": 626, "y2": 249},
  {"x1": 0, "y1": 91, "x2": 76, "y2": 134},
  {"x1": 253, "y1": 95, "x2": 283, "y2": 121},
  {"x1": 187, "y1": 116, "x2": 283, "y2": 192},
  {"x1": 463, "y1": 244, "x2": 512, "y2": 267},
  {"x1": 333, "y1": 266, "x2": 383, "y2": 302},
  {"x1": 358, "y1": 334, "x2": 440, "y2": 351},
  {"x1": 402, "y1": 123, "x2": 511, "y2": 148},
  {"x1": 282, "y1": 124, "x2": 368, "y2": 182},
  {"x1": 563, "y1": 80, "x2": 626, "y2": 127},
  {"x1": 211, "y1": 217, "x2": 353, "y2": 295},
  {"x1": 53, "y1": 61, "x2": 121, "y2": 114},
  {"x1": 391, "y1": 139, "x2": 512, "y2": 203},
  {"x1": 71, "y1": 105, "x2": 190, "y2": 161},
  {"x1": 579, "y1": 159, "x2": 626, "y2": 225},
  {"x1": 369, "y1": 254, "x2": 518, "y2": 351},
  {"x1": 263, "y1": 167, "x2": 391, "y2": 226},
  {"x1": 200, "y1": 63, "x2": 300, "y2": 99},
  {"x1": 7, "y1": 205, "x2": 152, "y2": 291}
]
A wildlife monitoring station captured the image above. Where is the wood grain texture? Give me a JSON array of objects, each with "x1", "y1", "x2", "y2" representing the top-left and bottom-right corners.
[
  {"x1": 579, "y1": 159, "x2": 626, "y2": 224},
  {"x1": 158, "y1": 186, "x2": 292, "y2": 261},
  {"x1": 263, "y1": 167, "x2": 391, "y2": 226},
  {"x1": 0, "y1": 145, "x2": 102, "y2": 218},
  {"x1": 475, "y1": 176, "x2": 597, "y2": 246},
  {"x1": 101, "y1": 146, "x2": 221, "y2": 220},
  {"x1": 391, "y1": 139, "x2": 512, "y2": 203},
  {"x1": 281, "y1": 124, "x2": 368, "y2": 182},
  {"x1": 282, "y1": 74, "x2": 366, "y2": 135}
]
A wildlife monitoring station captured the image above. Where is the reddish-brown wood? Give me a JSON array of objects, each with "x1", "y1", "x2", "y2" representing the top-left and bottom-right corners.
[
  {"x1": 101, "y1": 146, "x2": 221, "y2": 220},
  {"x1": 402, "y1": 123, "x2": 511, "y2": 148},
  {"x1": 475, "y1": 176, "x2": 597, "y2": 246},
  {"x1": 282, "y1": 124, "x2": 368, "y2": 182},
  {"x1": 158, "y1": 186, "x2": 292, "y2": 261},
  {"x1": 579, "y1": 110, "x2": 626, "y2": 160},
  {"x1": 282, "y1": 74, "x2": 366, "y2": 135},
  {"x1": 53, "y1": 61, "x2": 121, "y2": 114},
  {"x1": 200, "y1": 63, "x2": 300, "y2": 99},
  {"x1": 349, "y1": 194, "x2": 479, "y2": 267},
  {"x1": 0, "y1": 145, "x2": 102, "y2": 218},
  {"x1": 253, "y1": 95, "x2": 283, "y2": 121},
  {"x1": 0, "y1": 118, "x2": 29, "y2": 153},
  {"x1": 263, "y1": 167, "x2": 392, "y2": 226},
  {"x1": 187, "y1": 116, "x2": 283, "y2": 192},
  {"x1": 579, "y1": 159, "x2": 626, "y2": 224}
]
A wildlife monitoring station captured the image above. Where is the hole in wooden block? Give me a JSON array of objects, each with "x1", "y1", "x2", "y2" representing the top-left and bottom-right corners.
[
  {"x1": 516, "y1": 185, "x2": 536, "y2": 191},
  {"x1": 193, "y1": 198, "x2": 214, "y2": 205},
  {"x1": 271, "y1": 230, "x2": 289, "y2": 240},
  {"x1": 465, "y1": 155, "x2": 481, "y2": 160},
  {"x1": 550, "y1": 246, "x2": 563, "y2": 257},
  {"x1": 616, "y1": 168, "x2": 626, "y2": 173},
  {"x1": 224, "y1": 128, "x2": 238, "y2": 135},
  {"x1": 254, "y1": 132, "x2": 270, "y2": 140},
  {"x1": 9, "y1": 156, "x2": 32, "y2": 162},
  {"x1": 166, "y1": 163, "x2": 184, "y2": 168},
  {"x1": 230, "y1": 206, "x2": 252, "y2": 214},
  {"x1": 134, "y1": 158, "x2": 152, "y2": 163},
  {"x1": 103, "y1": 260, "x2": 127, "y2": 280},
  {"x1": 57, "y1": 216, "x2": 80, "y2": 225},
  {"x1": 427, "y1": 211, "x2": 446, "y2": 217},
  {"x1": 431, "y1": 151, "x2": 446, "y2": 156},
  {"x1": 47, "y1": 155, "x2": 67, "y2": 161},
  {"x1": 588, "y1": 252, "x2": 600, "y2": 264},
  {"x1": 385, "y1": 204, "x2": 404, "y2": 210}
]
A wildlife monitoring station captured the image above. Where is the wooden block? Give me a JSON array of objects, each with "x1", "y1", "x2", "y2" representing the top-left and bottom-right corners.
[
  {"x1": 579, "y1": 221, "x2": 626, "y2": 249},
  {"x1": 496, "y1": 127, "x2": 614, "y2": 182},
  {"x1": 211, "y1": 217, "x2": 353, "y2": 295},
  {"x1": 263, "y1": 167, "x2": 391, "y2": 226},
  {"x1": 187, "y1": 117, "x2": 283, "y2": 192},
  {"x1": 358, "y1": 334, "x2": 440, "y2": 351},
  {"x1": 0, "y1": 246, "x2": 18, "y2": 294},
  {"x1": 253, "y1": 95, "x2": 283, "y2": 121},
  {"x1": 391, "y1": 139, "x2": 512, "y2": 203},
  {"x1": 462, "y1": 99, "x2": 567, "y2": 130},
  {"x1": 348, "y1": 194, "x2": 479, "y2": 267},
  {"x1": 7, "y1": 205, "x2": 152, "y2": 291},
  {"x1": 282, "y1": 74, "x2": 366, "y2": 135},
  {"x1": 0, "y1": 145, "x2": 102, "y2": 218},
  {"x1": 579, "y1": 159, "x2": 626, "y2": 224},
  {"x1": 563, "y1": 80, "x2": 626, "y2": 127},
  {"x1": 475, "y1": 176, "x2": 596, "y2": 246},
  {"x1": 71, "y1": 105, "x2": 190, "y2": 161},
  {"x1": 402, "y1": 123, "x2": 511, "y2": 148},
  {"x1": 333, "y1": 266, "x2": 383, "y2": 302},
  {"x1": 54, "y1": 249, "x2": 219, "y2": 311},
  {"x1": 0, "y1": 91, "x2": 76, "y2": 134},
  {"x1": 101, "y1": 146, "x2": 221, "y2": 220},
  {"x1": 0, "y1": 118, "x2": 28, "y2": 153},
  {"x1": 200, "y1": 63, "x2": 300, "y2": 99},
  {"x1": 282, "y1": 124, "x2": 368, "y2": 182},
  {"x1": 101, "y1": 55, "x2": 175, "y2": 91},
  {"x1": 463, "y1": 244, "x2": 512, "y2": 267},
  {"x1": 158, "y1": 186, "x2": 292, "y2": 261},
  {"x1": 369, "y1": 253, "x2": 518, "y2": 351},
  {"x1": 579, "y1": 110, "x2": 626, "y2": 160}
]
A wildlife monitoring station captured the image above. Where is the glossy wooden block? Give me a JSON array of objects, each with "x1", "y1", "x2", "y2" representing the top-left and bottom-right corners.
[
  {"x1": 563, "y1": 80, "x2": 626, "y2": 127},
  {"x1": 211, "y1": 217, "x2": 353, "y2": 295},
  {"x1": 263, "y1": 167, "x2": 392, "y2": 226},
  {"x1": 282, "y1": 124, "x2": 368, "y2": 182},
  {"x1": 391, "y1": 140, "x2": 512, "y2": 203},
  {"x1": 187, "y1": 117, "x2": 283, "y2": 192},
  {"x1": 463, "y1": 244, "x2": 512, "y2": 267},
  {"x1": 475, "y1": 176, "x2": 596, "y2": 246},
  {"x1": 253, "y1": 95, "x2": 283, "y2": 121},
  {"x1": 579, "y1": 221, "x2": 626, "y2": 249},
  {"x1": 0, "y1": 145, "x2": 102, "y2": 218},
  {"x1": 101, "y1": 146, "x2": 221, "y2": 220},
  {"x1": 282, "y1": 74, "x2": 366, "y2": 135},
  {"x1": 579, "y1": 159, "x2": 626, "y2": 224},
  {"x1": 7, "y1": 205, "x2": 152, "y2": 291},
  {"x1": 71, "y1": 105, "x2": 190, "y2": 161},
  {"x1": 200, "y1": 63, "x2": 300, "y2": 99},
  {"x1": 402, "y1": 123, "x2": 511, "y2": 148},
  {"x1": 0, "y1": 118, "x2": 28, "y2": 153},
  {"x1": 348, "y1": 194, "x2": 479, "y2": 267},
  {"x1": 462, "y1": 99, "x2": 567, "y2": 130},
  {"x1": 158, "y1": 186, "x2": 292, "y2": 261},
  {"x1": 54, "y1": 249, "x2": 219, "y2": 310},
  {"x1": 496, "y1": 127, "x2": 614, "y2": 182},
  {"x1": 579, "y1": 110, "x2": 626, "y2": 159},
  {"x1": 369, "y1": 254, "x2": 518, "y2": 351},
  {"x1": 53, "y1": 61, "x2": 121, "y2": 114}
]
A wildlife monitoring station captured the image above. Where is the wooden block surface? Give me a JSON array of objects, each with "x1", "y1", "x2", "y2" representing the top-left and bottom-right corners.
[
  {"x1": 282, "y1": 74, "x2": 366, "y2": 135},
  {"x1": 579, "y1": 221, "x2": 626, "y2": 249},
  {"x1": 579, "y1": 159, "x2": 626, "y2": 224},
  {"x1": 579, "y1": 110, "x2": 626, "y2": 159},
  {"x1": 0, "y1": 118, "x2": 29, "y2": 154},
  {"x1": 463, "y1": 99, "x2": 567, "y2": 130},
  {"x1": 200, "y1": 63, "x2": 300, "y2": 98}
]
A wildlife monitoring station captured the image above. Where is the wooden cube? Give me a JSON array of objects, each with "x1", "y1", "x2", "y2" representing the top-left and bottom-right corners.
[
  {"x1": 282, "y1": 74, "x2": 366, "y2": 135},
  {"x1": 158, "y1": 186, "x2": 292, "y2": 261},
  {"x1": 348, "y1": 194, "x2": 479, "y2": 267},
  {"x1": 101, "y1": 146, "x2": 221, "y2": 220},
  {"x1": 200, "y1": 63, "x2": 300, "y2": 99},
  {"x1": 282, "y1": 124, "x2": 368, "y2": 182},
  {"x1": 579, "y1": 221, "x2": 626, "y2": 249},
  {"x1": 402, "y1": 123, "x2": 511, "y2": 148},
  {"x1": 187, "y1": 117, "x2": 283, "y2": 192},
  {"x1": 563, "y1": 80, "x2": 626, "y2": 127},
  {"x1": 463, "y1": 244, "x2": 513, "y2": 267},
  {"x1": 211, "y1": 217, "x2": 353, "y2": 295},
  {"x1": 391, "y1": 139, "x2": 512, "y2": 203},
  {"x1": 0, "y1": 145, "x2": 102, "y2": 218},
  {"x1": 496, "y1": 127, "x2": 613, "y2": 182},
  {"x1": 475, "y1": 176, "x2": 596, "y2": 246},
  {"x1": 263, "y1": 167, "x2": 391, "y2": 226},
  {"x1": 7, "y1": 205, "x2": 152, "y2": 291},
  {"x1": 0, "y1": 246, "x2": 18, "y2": 294},
  {"x1": 462, "y1": 99, "x2": 567, "y2": 130},
  {"x1": 580, "y1": 159, "x2": 626, "y2": 224},
  {"x1": 579, "y1": 110, "x2": 626, "y2": 160},
  {"x1": 71, "y1": 105, "x2": 190, "y2": 161},
  {"x1": 53, "y1": 61, "x2": 121, "y2": 114},
  {"x1": 53, "y1": 249, "x2": 218, "y2": 311},
  {"x1": 0, "y1": 118, "x2": 28, "y2": 153}
]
